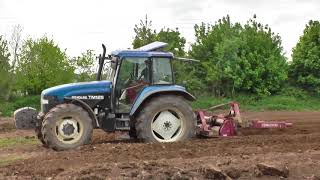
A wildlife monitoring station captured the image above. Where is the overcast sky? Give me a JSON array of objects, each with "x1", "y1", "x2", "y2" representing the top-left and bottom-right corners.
[{"x1": 0, "y1": 0, "x2": 319, "y2": 58}]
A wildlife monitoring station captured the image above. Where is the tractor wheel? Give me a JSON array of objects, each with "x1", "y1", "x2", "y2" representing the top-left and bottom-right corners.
[
  {"x1": 129, "y1": 125, "x2": 137, "y2": 139},
  {"x1": 135, "y1": 95, "x2": 196, "y2": 143},
  {"x1": 35, "y1": 120, "x2": 47, "y2": 147},
  {"x1": 42, "y1": 103, "x2": 93, "y2": 151}
]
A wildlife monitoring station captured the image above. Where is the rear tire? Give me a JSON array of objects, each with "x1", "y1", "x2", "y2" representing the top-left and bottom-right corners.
[
  {"x1": 42, "y1": 103, "x2": 93, "y2": 151},
  {"x1": 135, "y1": 95, "x2": 196, "y2": 143}
]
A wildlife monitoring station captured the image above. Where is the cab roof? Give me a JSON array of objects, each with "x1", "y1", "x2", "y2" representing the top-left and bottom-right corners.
[
  {"x1": 112, "y1": 50, "x2": 173, "y2": 58},
  {"x1": 111, "y1": 41, "x2": 173, "y2": 58}
]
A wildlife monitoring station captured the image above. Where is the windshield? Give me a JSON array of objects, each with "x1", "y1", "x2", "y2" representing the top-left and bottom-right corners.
[
  {"x1": 101, "y1": 57, "x2": 117, "y2": 81},
  {"x1": 102, "y1": 64, "x2": 114, "y2": 81}
]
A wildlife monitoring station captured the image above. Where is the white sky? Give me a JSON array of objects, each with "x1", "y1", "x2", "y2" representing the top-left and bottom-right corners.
[{"x1": 0, "y1": 0, "x2": 319, "y2": 58}]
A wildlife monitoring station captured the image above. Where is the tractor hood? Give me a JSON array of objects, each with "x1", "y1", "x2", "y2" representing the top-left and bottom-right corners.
[{"x1": 41, "y1": 81, "x2": 112, "y2": 101}]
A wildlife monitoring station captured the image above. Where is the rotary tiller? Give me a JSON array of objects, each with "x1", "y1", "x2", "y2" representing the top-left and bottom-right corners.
[{"x1": 196, "y1": 102, "x2": 293, "y2": 137}]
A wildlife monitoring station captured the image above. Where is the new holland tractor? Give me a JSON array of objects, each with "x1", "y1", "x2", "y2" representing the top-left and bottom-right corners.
[{"x1": 14, "y1": 42, "x2": 197, "y2": 150}]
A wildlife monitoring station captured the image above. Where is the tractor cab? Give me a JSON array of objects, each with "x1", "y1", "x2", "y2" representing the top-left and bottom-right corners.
[
  {"x1": 95, "y1": 42, "x2": 177, "y2": 115},
  {"x1": 109, "y1": 44, "x2": 174, "y2": 114},
  {"x1": 92, "y1": 42, "x2": 195, "y2": 137}
]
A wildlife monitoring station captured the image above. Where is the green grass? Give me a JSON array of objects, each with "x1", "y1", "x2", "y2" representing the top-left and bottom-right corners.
[
  {"x1": 0, "y1": 95, "x2": 40, "y2": 117},
  {"x1": 192, "y1": 94, "x2": 320, "y2": 111},
  {"x1": 0, "y1": 137, "x2": 38, "y2": 148},
  {"x1": 0, "y1": 156, "x2": 24, "y2": 166}
]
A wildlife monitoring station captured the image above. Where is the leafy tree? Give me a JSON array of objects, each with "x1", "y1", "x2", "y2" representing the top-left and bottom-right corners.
[
  {"x1": 289, "y1": 20, "x2": 320, "y2": 94},
  {"x1": 157, "y1": 28, "x2": 186, "y2": 56},
  {"x1": 16, "y1": 36, "x2": 75, "y2": 95},
  {"x1": 132, "y1": 16, "x2": 199, "y2": 91},
  {"x1": 238, "y1": 18, "x2": 287, "y2": 96},
  {"x1": 132, "y1": 16, "x2": 186, "y2": 55},
  {"x1": 9, "y1": 25, "x2": 23, "y2": 70},
  {"x1": 132, "y1": 15, "x2": 157, "y2": 49},
  {"x1": 71, "y1": 50, "x2": 96, "y2": 82},
  {"x1": 190, "y1": 16, "x2": 287, "y2": 96},
  {"x1": 190, "y1": 17, "x2": 243, "y2": 96},
  {"x1": 0, "y1": 35, "x2": 11, "y2": 100}
]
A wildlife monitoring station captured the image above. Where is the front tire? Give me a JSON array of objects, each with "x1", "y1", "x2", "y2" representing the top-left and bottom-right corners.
[
  {"x1": 135, "y1": 95, "x2": 196, "y2": 143},
  {"x1": 42, "y1": 104, "x2": 93, "y2": 151},
  {"x1": 35, "y1": 119, "x2": 47, "y2": 147}
]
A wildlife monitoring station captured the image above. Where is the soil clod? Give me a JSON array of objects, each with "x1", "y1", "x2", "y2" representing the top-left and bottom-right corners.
[{"x1": 256, "y1": 163, "x2": 289, "y2": 178}]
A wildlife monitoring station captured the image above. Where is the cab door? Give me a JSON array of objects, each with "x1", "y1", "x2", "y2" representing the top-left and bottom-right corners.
[{"x1": 113, "y1": 57, "x2": 151, "y2": 113}]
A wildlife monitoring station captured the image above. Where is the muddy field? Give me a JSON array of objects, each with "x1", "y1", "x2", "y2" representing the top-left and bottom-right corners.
[{"x1": 0, "y1": 111, "x2": 319, "y2": 179}]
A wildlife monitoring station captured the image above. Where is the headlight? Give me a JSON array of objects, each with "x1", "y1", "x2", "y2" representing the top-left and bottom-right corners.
[
  {"x1": 40, "y1": 94, "x2": 48, "y2": 113},
  {"x1": 41, "y1": 95, "x2": 49, "y2": 104},
  {"x1": 41, "y1": 98, "x2": 49, "y2": 104},
  {"x1": 40, "y1": 95, "x2": 58, "y2": 113}
]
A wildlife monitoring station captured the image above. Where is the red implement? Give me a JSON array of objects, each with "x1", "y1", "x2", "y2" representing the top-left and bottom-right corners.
[
  {"x1": 250, "y1": 120, "x2": 293, "y2": 129},
  {"x1": 196, "y1": 102, "x2": 292, "y2": 137}
]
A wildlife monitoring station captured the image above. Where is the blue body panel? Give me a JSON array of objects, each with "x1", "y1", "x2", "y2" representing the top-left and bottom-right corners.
[
  {"x1": 129, "y1": 85, "x2": 195, "y2": 116},
  {"x1": 112, "y1": 50, "x2": 173, "y2": 58},
  {"x1": 42, "y1": 81, "x2": 111, "y2": 101}
]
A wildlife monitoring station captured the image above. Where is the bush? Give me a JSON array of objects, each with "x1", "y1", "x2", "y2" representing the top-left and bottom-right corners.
[
  {"x1": 190, "y1": 15, "x2": 288, "y2": 96},
  {"x1": 0, "y1": 96, "x2": 40, "y2": 117},
  {"x1": 279, "y1": 86, "x2": 308, "y2": 99},
  {"x1": 192, "y1": 93, "x2": 320, "y2": 111}
]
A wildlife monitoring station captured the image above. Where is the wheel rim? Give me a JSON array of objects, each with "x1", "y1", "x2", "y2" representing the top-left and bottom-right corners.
[
  {"x1": 55, "y1": 117, "x2": 83, "y2": 144},
  {"x1": 151, "y1": 108, "x2": 184, "y2": 142}
]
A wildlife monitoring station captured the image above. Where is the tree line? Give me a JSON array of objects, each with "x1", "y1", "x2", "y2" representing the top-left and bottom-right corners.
[
  {"x1": 133, "y1": 15, "x2": 320, "y2": 97},
  {"x1": 0, "y1": 30, "x2": 96, "y2": 100},
  {"x1": 0, "y1": 15, "x2": 319, "y2": 100}
]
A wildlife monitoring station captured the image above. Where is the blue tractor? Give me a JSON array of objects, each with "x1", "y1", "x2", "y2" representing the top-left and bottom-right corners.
[{"x1": 15, "y1": 42, "x2": 197, "y2": 150}]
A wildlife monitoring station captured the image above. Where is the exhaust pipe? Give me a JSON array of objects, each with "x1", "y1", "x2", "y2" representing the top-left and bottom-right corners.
[{"x1": 96, "y1": 44, "x2": 106, "y2": 81}]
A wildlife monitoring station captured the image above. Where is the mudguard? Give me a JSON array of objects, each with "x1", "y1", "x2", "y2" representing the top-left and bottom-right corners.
[{"x1": 129, "y1": 85, "x2": 195, "y2": 116}]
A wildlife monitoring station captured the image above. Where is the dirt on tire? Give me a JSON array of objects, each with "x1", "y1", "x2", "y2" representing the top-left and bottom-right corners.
[{"x1": 0, "y1": 111, "x2": 319, "y2": 179}]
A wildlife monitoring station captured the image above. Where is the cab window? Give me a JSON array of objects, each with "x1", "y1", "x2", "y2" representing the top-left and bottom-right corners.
[
  {"x1": 152, "y1": 58, "x2": 173, "y2": 84},
  {"x1": 102, "y1": 57, "x2": 117, "y2": 81}
]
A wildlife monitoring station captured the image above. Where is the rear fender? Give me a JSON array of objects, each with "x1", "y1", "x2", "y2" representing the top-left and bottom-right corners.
[{"x1": 129, "y1": 85, "x2": 195, "y2": 117}]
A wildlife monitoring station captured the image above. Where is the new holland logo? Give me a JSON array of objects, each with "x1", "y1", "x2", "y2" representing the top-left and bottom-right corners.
[{"x1": 71, "y1": 95, "x2": 104, "y2": 100}]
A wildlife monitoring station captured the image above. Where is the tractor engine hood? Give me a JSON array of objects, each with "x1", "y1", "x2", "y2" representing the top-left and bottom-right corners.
[{"x1": 41, "y1": 81, "x2": 112, "y2": 101}]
